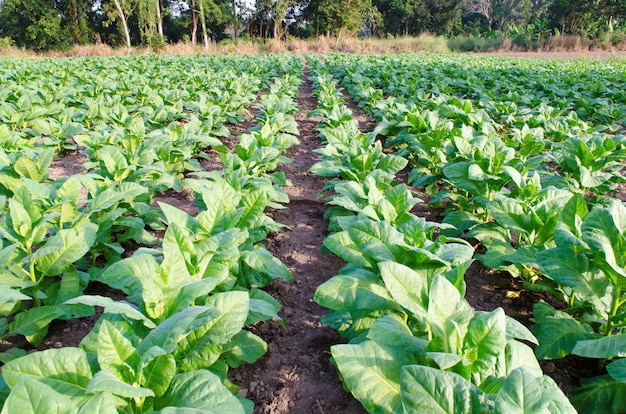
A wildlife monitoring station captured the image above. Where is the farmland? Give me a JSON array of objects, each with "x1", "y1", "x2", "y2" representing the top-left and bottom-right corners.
[{"x1": 0, "y1": 53, "x2": 625, "y2": 413}]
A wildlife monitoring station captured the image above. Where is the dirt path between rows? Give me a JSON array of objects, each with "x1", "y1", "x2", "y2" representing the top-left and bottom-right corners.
[{"x1": 229, "y1": 68, "x2": 366, "y2": 413}]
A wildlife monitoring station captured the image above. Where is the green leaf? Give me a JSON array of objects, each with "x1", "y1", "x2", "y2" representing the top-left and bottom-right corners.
[
  {"x1": 506, "y1": 316, "x2": 538, "y2": 345},
  {"x1": 487, "y1": 199, "x2": 531, "y2": 235},
  {"x1": 220, "y1": 330, "x2": 267, "y2": 368},
  {"x1": 2, "y1": 376, "x2": 79, "y2": 414},
  {"x1": 571, "y1": 335, "x2": 626, "y2": 359},
  {"x1": 137, "y1": 346, "x2": 176, "y2": 397},
  {"x1": 246, "y1": 288, "x2": 283, "y2": 327},
  {"x1": 367, "y1": 313, "x2": 428, "y2": 355},
  {"x1": 176, "y1": 291, "x2": 249, "y2": 372},
  {"x1": 332, "y1": 341, "x2": 412, "y2": 414},
  {"x1": 464, "y1": 309, "x2": 507, "y2": 373},
  {"x1": 2, "y1": 347, "x2": 94, "y2": 397},
  {"x1": 9, "y1": 305, "x2": 65, "y2": 340},
  {"x1": 494, "y1": 369, "x2": 549, "y2": 413},
  {"x1": 240, "y1": 247, "x2": 292, "y2": 288},
  {"x1": 97, "y1": 255, "x2": 161, "y2": 306},
  {"x1": 427, "y1": 275, "x2": 473, "y2": 353},
  {"x1": 606, "y1": 358, "x2": 626, "y2": 382},
  {"x1": 160, "y1": 223, "x2": 194, "y2": 287},
  {"x1": 137, "y1": 306, "x2": 220, "y2": 355},
  {"x1": 314, "y1": 267, "x2": 397, "y2": 312},
  {"x1": 536, "y1": 247, "x2": 609, "y2": 301},
  {"x1": 8, "y1": 199, "x2": 32, "y2": 238},
  {"x1": 77, "y1": 392, "x2": 118, "y2": 414},
  {"x1": 154, "y1": 370, "x2": 245, "y2": 413},
  {"x1": 97, "y1": 320, "x2": 139, "y2": 382},
  {"x1": 63, "y1": 295, "x2": 156, "y2": 329},
  {"x1": 35, "y1": 223, "x2": 98, "y2": 276},
  {"x1": 379, "y1": 261, "x2": 429, "y2": 318},
  {"x1": 570, "y1": 374, "x2": 626, "y2": 414},
  {"x1": 400, "y1": 365, "x2": 486, "y2": 414},
  {"x1": 532, "y1": 310, "x2": 599, "y2": 359},
  {"x1": 86, "y1": 371, "x2": 154, "y2": 399},
  {"x1": 582, "y1": 207, "x2": 626, "y2": 280}
]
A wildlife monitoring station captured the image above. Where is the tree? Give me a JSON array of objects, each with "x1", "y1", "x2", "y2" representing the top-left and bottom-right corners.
[
  {"x1": 422, "y1": 0, "x2": 462, "y2": 34},
  {"x1": 111, "y1": 0, "x2": 132, "y2": 53},
  {"x1": 491, "y1": 0, "x2": 532, "y2": 30},
  {"x1": 0, "y1": 0, "x2": 90, "y2": 50},
  {"x1": 305, "y1": 0, "x2": 373, "y2": 36},
  {"x1": 373, "y1": 0, "x2": 425, "y2": 36}
]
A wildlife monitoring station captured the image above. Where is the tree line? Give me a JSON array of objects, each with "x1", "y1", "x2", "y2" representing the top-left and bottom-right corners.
[{"x1": 0, "y1": 0, "x2": 624, "y2": 51}]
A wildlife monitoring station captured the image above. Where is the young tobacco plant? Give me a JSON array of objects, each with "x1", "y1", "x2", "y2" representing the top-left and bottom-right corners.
[
  {"x1": 0, "y1": 181, "x2": 98, "y2": 345},
  {"x1": 526, "y1": 195, "x2": 626, "y2": 413}
]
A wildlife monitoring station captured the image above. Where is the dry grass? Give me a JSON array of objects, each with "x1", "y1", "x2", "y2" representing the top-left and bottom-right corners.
[{"x1": 1, "y1": 34, "x2": 626, "y2": 59}]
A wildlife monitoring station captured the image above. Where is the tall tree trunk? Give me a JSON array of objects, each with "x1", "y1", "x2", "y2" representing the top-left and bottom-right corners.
[
  {"x1": 199, "y1": 0, "x2": 209, "y2": 50},
  {"x1": 232, "y1": 0, "x2": 239, "y2": 39},
  {"x1": 156, "y1": 0, "x2": 163, "y2": 36},
  {"x1": 113, "y1": 0, "x2": 131, "y2": 54},
  {"x1": 191, "y1": 0, "x2": 198, "y2": 46},
  {"x1": 274, "y1": 17, "x2": 279, "y2": 39}
]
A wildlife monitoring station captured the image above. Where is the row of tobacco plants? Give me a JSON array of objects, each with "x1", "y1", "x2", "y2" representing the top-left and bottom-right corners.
[
  {"x1": 312, "y1": 54, "x2": 626, "y2": 413},
  {"x1": 307, "y1": 57, "x2": 577, "y2": 413},
  {"x1": 0, "y1": 54, "x2": 304, "y2": 412}
]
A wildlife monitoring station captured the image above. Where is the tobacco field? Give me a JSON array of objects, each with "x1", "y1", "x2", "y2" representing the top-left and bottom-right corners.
[{"x1": 0, "y1": 52, "x2": 625, "y2": 413}]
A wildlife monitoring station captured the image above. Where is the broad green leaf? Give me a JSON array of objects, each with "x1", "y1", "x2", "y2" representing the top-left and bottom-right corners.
[
  {"x1": 154, "y1": 370, "x2": 245, "y2": 413},
  {"x1": 137, "y1": 306, "x2": 220, "y2": 355},
  {"x1": 220, "y1": 330, "x2": 267, "y2": 368},
  {"x1": 7, "y1": 199, "x2": 31, "y2": 238},
  {"x1": 168, "y1": 280, "x2": 218, "y2": 317},
  {"x1": 160, "y1": 223, "x2": 194, "y2": 286},
  {"x1": 323, "y1": 231, "x2": 372, "y2": 269},
  {"x1": 240, "y1": 247, "x2": 292, "y2": 288},
  {"x1": 400, "y1": 365, "x2": 487, "y2": 414},
  {"x1": 9, "y1": 305, "x2": 65, "y2": 339},
  {"x1": 98, "y1": 255, "x2": 161, "y2": 306},
  {"x1": 367, "y1": 313, "x2": 428, "y2": 355},
  {"x1": 571, "y1": 335, "x2": 626, "y2": 359},
  {"x1": 137, "y1": 346, "x2": 176, "y2": 397},
  {"x1": 246, "y1": 288, "x2": 283, "y2": 327},
  {"x1": 63, "y1": 295, "x2": 156, "y2": 329},
  {"x1": 332, "y1": 341, "x2": 412, "y2": 414},
  {"x1": 494, "y1": 369, "x2": 549, "y2": 413},
  {"x1": 487, "y1": 199, "x2": 531, "y2": 235},
  {"x1": 97, "y1": 320, "x2": 139, "y2": 382},
  {"x1": 1, "y1": 376, "x2": 78, "y2": 414},
  {"x1": 314, "y1": 268, "x2": 397, "y2": 312},
  {"x1": 570, "y1": 374, "x2": 626, "y2": 414},
  {"x1": 176, "y1": 291, "x2": 249, "y2": 372},
  {"x1": 464, "y1": 309, "x2": 507, "y2": 373},
  {"x1": 532, "y1": 310, "x2": 599, "y2": 359},
  {"x1": 86, "y1": 371, "x2": 154, "y2": 399},
  {"x1": 77, "y1": 392, "x2": 118, "y2": 414},
  {"x1": 606, "y1": 358, "x2": 626, "y2": 382},
  {"x1": 2, "y1": 347, "x2": 94, "y2": 398},
  {"x1": 505, "y1": 316, "x2": 538, "y2": 345},
  {"x1": 536, "y1": 247, "x2": 609, "y2": 301},
  {"x1": 347, "y1": 219, "x2": 404, "y2": 264},
  {"x1": 582, "y1": 207, "x2": 626, "y2": 280},
  {"x1": 35, "y1": 223, "x2": 98, "y2": 276},
  {"x1": 427, "y1": 275, "x2": 473, "y2": 354},
  {"x1": 379, "y1": 261, "x2": 429, "y2": 318}
]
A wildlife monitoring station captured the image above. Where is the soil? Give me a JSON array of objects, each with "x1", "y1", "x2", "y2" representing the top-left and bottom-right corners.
[{"x1": 1, "y1": 60, "x2": 608, "y2": 412}]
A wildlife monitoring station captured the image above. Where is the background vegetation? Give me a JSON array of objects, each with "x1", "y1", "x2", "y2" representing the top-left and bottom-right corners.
[{"x1": 0, "y1": 0, "x2": 625, "y2": 52}]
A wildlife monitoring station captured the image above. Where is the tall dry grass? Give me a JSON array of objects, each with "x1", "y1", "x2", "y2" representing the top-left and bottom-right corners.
[{"x1": 1, "y1": 33, "x2": 625, "y2": 59}]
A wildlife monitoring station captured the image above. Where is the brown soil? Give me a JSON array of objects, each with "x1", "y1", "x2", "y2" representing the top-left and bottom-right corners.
[{"x1": 2, "y1": 62, "x2": 606, "y2": 412}]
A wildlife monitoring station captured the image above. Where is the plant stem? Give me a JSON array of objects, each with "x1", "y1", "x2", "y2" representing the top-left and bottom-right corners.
[{"x1": 605, "y1": 286, "x2": 622, "y2": 336}]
